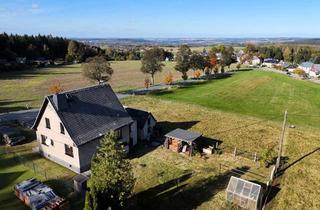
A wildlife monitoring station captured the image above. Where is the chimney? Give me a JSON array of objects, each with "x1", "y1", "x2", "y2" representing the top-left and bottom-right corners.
[{"x1": 52, "y1": 93, "x2": 68, "y2": 111}]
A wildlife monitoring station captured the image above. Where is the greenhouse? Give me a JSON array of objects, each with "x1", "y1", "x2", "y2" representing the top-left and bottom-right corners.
[{"x1": 226, "y1": 176, "x2": 261, "y2": 210}]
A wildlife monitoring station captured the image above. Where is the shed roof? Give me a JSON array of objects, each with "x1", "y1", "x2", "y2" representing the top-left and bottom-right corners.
[{"x1": 165, "y1": 128, "x2": 202, "y2": 143}]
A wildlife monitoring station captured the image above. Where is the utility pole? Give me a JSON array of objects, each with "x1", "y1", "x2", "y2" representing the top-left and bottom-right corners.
[{"x1": 276, "y1": 110, "x2": 288, "y2": 173}]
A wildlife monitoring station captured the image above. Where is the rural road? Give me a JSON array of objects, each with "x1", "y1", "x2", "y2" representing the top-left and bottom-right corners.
[
  {"x1": 0, "y1": 82, "x2": 197, "y2": 127},
  {"x1": 0, "y1": 92, "x2": 146, "y2": 127}
]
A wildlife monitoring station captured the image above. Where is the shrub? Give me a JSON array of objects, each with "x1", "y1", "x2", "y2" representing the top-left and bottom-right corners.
[
  {"x1": 260, "y1": 146, "x2": 277, "y2": 167},
  {"x1": 236, "y1": 63, "x2": 241, "y2": 71},
  {"x1": 193, "y1": 69, "x2": 202, "y2": 79},
  {"x1": 204, "y1": 67, "x2": 211, "y2": 75},
  {"x1": 164, "y1": 72, "x2": 173, "y2": 85},
  {"x1": 293, "y1": 68, "x2": 306, "y2": 76},
  {"x1": 144, "y1": 77, "x2": 151, "y2": 88},
  {"x1": 213, "y1": 66, "x2": 219, "y2": 74}
]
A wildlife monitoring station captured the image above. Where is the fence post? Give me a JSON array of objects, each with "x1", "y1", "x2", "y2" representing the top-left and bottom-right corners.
[
  {"x1": 32, "y1": 161, "x2": 36, "y2": 173},
  {"x1": 233, "y1": 147, "x2": 237, "y2": 157},
  {"x1": 254, "y1": 152, "x2": 257, "y2": 162}
]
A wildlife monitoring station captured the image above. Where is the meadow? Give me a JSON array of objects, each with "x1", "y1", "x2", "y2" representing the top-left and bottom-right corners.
[
  {"x1": 122, "y1": 96, "x2": 320, "y2": 210},
  {"x1": 1, "y1": 63, "x2": 320, "y2": 209},
  {"x1": 154, "y1": 70, "x2": 320, "y2": 128},
  {"x1": 0, "y1": 61, "x2": 180, "y2": 113}
]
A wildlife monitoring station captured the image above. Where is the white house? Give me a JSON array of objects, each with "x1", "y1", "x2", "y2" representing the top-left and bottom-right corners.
[
  {"x1": 236, "y1": 50, "x2": 244, "y2": 63},
  {"x1": 32, "y1": 84, "x2": 138, "y2": 173},
  {"x1": 125, "y1": 108, "x2": 157, "y2": 142},
  {"x1": 251, "y1": 56, "x2": 261, "y2": 66},
  {"x1": 299, "y1": 62, "x2": 314, "y2": 74},
  {"x1": 309, "y1": 64, "x2": 320, "y2": 78}
]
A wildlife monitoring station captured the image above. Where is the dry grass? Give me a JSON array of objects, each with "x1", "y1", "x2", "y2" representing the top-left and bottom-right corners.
[
  {"x1": 0, "y1": 61, "x2": 182, "y2": 113},
  {"x1": 123, "y1": 96, "x2": 320, "y2": 210}
]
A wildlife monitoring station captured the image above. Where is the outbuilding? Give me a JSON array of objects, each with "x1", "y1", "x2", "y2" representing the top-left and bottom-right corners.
[
  {"x1": 125, "y1": 107, "x2": 157, "y2": 142},
  {"x1": 164, "y1": 128, "x2": 202, "y2": 156}
]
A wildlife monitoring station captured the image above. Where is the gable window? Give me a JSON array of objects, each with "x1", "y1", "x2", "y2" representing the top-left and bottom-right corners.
[
  {"x1": 60, "y1": 123, "x2": 65, "y2": 134},
  {"x1": 65, "y1": 144, "x2": 73, "y2": 157},
  {"x1": 45, "y1": 118, "x2": 51, "y2": 129},
  {"x1": 41, "y1": 135, "x2": 47, "y2": 146},
  {"x1": 115, "y1": 129, "x2": 122, "y2": 140}
]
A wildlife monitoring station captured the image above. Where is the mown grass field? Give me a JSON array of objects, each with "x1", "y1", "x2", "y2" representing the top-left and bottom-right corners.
[
  {"x1": 0, "y1": 61, "x2": 181, "y2": 113},
  {"x1": 154, "y1": 70, "x2": 320, "y2": 128}
]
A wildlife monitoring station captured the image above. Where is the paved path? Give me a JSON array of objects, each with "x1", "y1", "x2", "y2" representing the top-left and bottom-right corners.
[
  {"x1": 0, "y1": 109, "x2": 39, "y2": 128},
  {"x1": 0, "y1": 79, "x2": 205, "y2": 127}
]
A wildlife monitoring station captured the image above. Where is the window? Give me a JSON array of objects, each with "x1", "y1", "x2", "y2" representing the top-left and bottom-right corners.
[
  {"x1": 148, "y1": 117, "x2": 151, "y2": 125},
  {"x1": 115, "y1": 129, "x2": 122, "y2": 140},
  {"x1": 51, "y1": 139, "x2": 54, "y2": 146},
  {"x1": 41, "y1": 135, "x2": 47, "y2": 146},
  {"x1": 65, "y1": 144, "x2": 73, "y2": 157},
  {"x1": 45, "y1": 118, "x2": 51, "y2": 129},
  {"x1": 60, "y1": 123, "x2": 65, "y2": 134}
]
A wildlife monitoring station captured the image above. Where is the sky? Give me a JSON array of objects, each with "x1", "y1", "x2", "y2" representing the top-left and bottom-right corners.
[{"x1": 1, "y1": 0, "x2": 320, "y2": 38}]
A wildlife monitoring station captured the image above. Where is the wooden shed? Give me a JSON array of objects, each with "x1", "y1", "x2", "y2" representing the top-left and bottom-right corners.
[{"x1": 164, "y1": 128, "x2": 202, "y2": 156}]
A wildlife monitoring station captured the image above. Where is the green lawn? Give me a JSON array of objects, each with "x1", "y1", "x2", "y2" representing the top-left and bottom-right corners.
[
  {"x1": 154, "y1": 70, "x2": 320, "y2": 128},
  {"x1": 0, "y1": 61, "x2": 181, "y2": 113},
  {"x1": 0, "y1": 142, "x2": 82, "y2": 210}
]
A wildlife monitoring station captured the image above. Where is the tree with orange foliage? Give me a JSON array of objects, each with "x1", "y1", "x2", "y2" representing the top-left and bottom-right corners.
[
  {"x1": 49, "y1": 80, "x2": 63, "y2": 94},
  {"x1": 144, "y1": 77, "x2": 151, "y2": 89},
  {"x1": 209, "y1": 54, "x2": 218, "y2": 69},
  {"x1": 164, "y1": 72, "x2": 173, "y2": 85},
  {"x1": 193, "y1": 69, "x2": 201, "y2": 79}
]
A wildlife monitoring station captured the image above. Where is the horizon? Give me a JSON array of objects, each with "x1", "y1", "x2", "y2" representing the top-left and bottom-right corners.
[{"x1": 2, "y1": 0, "x2": 320, "y2": 38}]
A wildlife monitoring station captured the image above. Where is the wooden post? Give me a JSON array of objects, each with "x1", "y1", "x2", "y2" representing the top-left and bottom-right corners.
[
  {"x1": 276, "y1": 110, "x2": 288, "y2": 172},
  {"x1": 233, "y1": 147, "x2": 237, "y2": 157}
]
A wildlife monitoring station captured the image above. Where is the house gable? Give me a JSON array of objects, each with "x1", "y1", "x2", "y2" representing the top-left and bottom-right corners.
[{"x1": 36, "y1": 99, "x2": 74, "y2": 146}]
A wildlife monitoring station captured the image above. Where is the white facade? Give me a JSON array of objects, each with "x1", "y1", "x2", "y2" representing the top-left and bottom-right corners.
[
  {"x1": 36, "y1": 100, "x2": 136, "y2": 173},
  {"x1": 252, "y1": 56, "x2": 261, "y2": 66},
  {"x1": 36, "y1": 101, "x2": 81, "y2": 172}
]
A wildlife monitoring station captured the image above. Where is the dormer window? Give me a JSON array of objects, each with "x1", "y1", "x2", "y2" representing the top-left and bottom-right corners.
[
  {"x1": 60, "y1": 123, "x2": 65, "y2": 134},
  {"x1": 45, "y1": 118, "x2": 51, "y2": 129}
]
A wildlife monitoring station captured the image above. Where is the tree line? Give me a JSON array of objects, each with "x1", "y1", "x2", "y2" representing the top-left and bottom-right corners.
[
  {"x1": 104, "y1": 47, "x2": 174, "y2": 61},
  {"x1": 0, "y1": 33, "x2": 103, "y2": 71},
  {"x1": 243, "y1": 43, "x2": 320, "y2": 64},
  {"x1": 141, "y1": 44, "x2": 236, "y2": 84}
]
